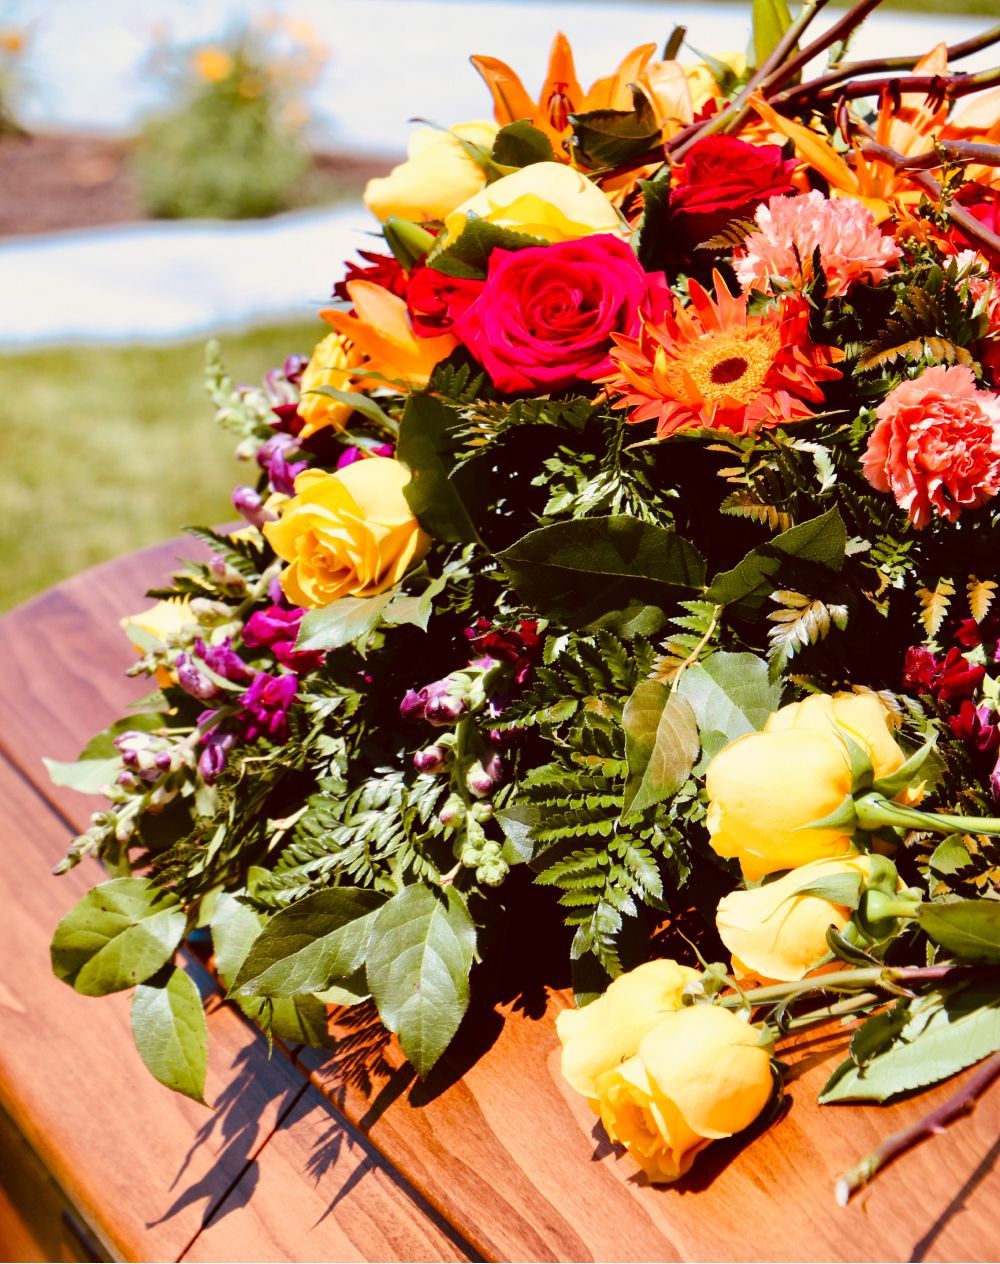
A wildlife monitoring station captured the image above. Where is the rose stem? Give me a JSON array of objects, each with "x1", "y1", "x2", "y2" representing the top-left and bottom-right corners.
[
  {"x1": 834, "y1": 1049, "x2": 1000, "y2": 1205},
  {"x1": 770, "y1": 23, "x2": 1000, "y2": 106},
  {"x1": 718, "y1": 963, "x2": 988, "y2": 1011},
  {"x1": 779, "y1": 991, "x2": 881, "y2": 1033}
]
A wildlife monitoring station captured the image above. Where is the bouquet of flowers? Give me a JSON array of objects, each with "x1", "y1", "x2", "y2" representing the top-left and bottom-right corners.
[{"x1": 49, "y1": 0, "x2": 1000, "y2": 1197}]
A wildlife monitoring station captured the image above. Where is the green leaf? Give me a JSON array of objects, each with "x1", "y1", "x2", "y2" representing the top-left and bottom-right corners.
[
  {"x1": 383, "y1": 216, "x2": 437, "y2": 269},
  {"x1": 231, "y1": 887, "x2": 385, "y2": 998},
  {"x1": 131, "y1": 967, "x2": 208, "y2": 1104},
  {"x1": 497, "y1": 516, "x2": 705, "y2": 634},
  {"x1": 568, "y1": 86, "x2": 660, "y2": 168},
  {"x1": 295, "y1": 589, "x2": 399, "y2": 653},
  {"x1": 212, "y1": 893, "x2": 337, "y2": 1048},
  {"x1": 752, "y1": 0, "x2": 793, "y2": 69},
  {"x1": 621, "y1": 681, "x2": 699, "y2": 817},
  {"x1": 43, "y1": 756, "x2": 121, "y2": 795},
  {"x1": 426, "y1": 215, "x2": 548, "y2": 280},
  {"x1": 382, "y1": 571, "x2": 450, "y2": 633},
  {"x1": 397, "y1": 391, "x2": 482, "y2": 543},
  {"x1": 307, "y1": 385, "x2": 394, "y2": 428},
  {"x1": 635, "y1": 163, "x2": 672, "y2": 272},
  {"x1": 820, "y1": 986, "x2": 1000, "y2": 1102},
  {"x1": 366, "y1": 885, "x2": 476, "y2": 1076},
  {"x1": 676, "y1": 651, "x2": 780, "y2": 760},
  {"x1": 918, "y1": 900, "x2": 1000, "y2": 964},
  {"x1": 51, "y1": 878, "x2": 186, "y2": 997},
  {"x1": 491, "y1": 121, "x2": 555, "y2": 168},
  {"x1": 705, "y1": 508, "x2": 847, "y2": 611},
  {"x1": 929, "y1": 837, "x2": 973, "y2": 876}
]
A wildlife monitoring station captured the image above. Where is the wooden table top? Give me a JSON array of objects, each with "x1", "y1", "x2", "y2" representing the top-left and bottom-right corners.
[{"x1": 1, "y1": 540, "x2": 998, "y2": 1263}]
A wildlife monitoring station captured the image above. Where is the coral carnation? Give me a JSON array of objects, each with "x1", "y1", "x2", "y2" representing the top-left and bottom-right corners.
[
  {"x1": 735, "y1": 191, "x2": 902, "y2": 298},
  {"x1": 862, "y1": 364, "x2": 1000, "y2": 529},
  {"x1": 604, "y1": 270, "x2": 842, "y2": 438}
]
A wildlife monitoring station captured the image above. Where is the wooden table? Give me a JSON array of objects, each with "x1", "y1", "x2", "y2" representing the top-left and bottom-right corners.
[{"x1": 1, "y1": 541, "x2": 998, "y2": 1263}]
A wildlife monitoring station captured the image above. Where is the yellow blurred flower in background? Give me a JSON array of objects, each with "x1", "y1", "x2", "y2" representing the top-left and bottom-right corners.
[{"x1": 192, "y1": 46, "x2": 234, "y2": 83}]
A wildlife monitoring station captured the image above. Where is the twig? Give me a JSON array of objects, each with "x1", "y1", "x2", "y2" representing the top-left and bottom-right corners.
[
  {"x1": 758, "y1": 0, "x2": 885, "y2": 99},
  {"x1": 797, "y1": 65, "x2": 1000, "y2": 109},
  {"x1": 668, "y1": 0, "x2": 835, "y2": 160},
  {"x1": 835, "y1": 1049, "x2": 1000, "y2": 1205},
  {"x1": 770, "y1": 23, "x2": 1000, "y2": 105},
  {"x1": 858, "y1": 138, "x2": 1000, "y2": 258},
  {"x1": 889, "y1": 141, "x2": 1000, "y2": 171}
]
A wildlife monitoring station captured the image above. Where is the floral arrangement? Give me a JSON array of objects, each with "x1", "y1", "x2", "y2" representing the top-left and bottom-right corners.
[
  {"x1": 133, "y1": 15, "x2": 328, "y2": 219},
  {"x1": 50, "y1": 0, "x2": 1000, "y2": 1199}
]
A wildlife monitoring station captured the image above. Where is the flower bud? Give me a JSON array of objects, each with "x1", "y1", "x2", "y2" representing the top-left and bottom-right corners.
[
  {"x1": 176, "y1": 653, "x2": 219, "y2": 701},
  {"x1": 117, "y1": 770, "x2": 138, "y2": 789},
  {"x1": 400, "y1": 688, "x2": 428, "y2": 721},
  {"x1": 466, "y1": 749, "x2": 503, "y2": 798},
  {"x1": 154, "y1": 750, "x2": 173, "y2": 772},
  {"x1": 413, "y1": 744, "x2": 449, "y2": 774},
  {"x1": 232, "y1": 484, "x2": 277, "y2": 530},
  {"x1": 208, "y1": 553, "x2": 248, "y2": 592},
  {"x1": 425, "y1": 688, "x2": 469, "y2": 726},
  {"x1": 438, "y1": 794, "x2": 466, "y2": 828}
]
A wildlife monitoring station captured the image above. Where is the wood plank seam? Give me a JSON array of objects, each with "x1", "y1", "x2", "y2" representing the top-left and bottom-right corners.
[{"x1": 174, "y1": 1076, "x2": 315, "y2": 1263}]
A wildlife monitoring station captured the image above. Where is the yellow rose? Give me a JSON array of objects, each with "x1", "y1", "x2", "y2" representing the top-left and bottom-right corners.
[
  {"x1": 716, "y1": 854, "x2": 876, "y2": 982},
  {"x1": 441, "y1": 161, "x2": 628, "y2": 247},
  {"x1": 594, "y1": 1005, "x2": 773, "y2": 1184},
  {"x1": 364, "y1": 122, "x2": 498, "y2": 224},
  {"x1": 556, "y1": 958, "x2": 699, "y2": 1098},
  {"x1": 297, "y1": 332, "x2": 363, "y2": 440},
  {"x1": 263, "y1": 457, "x2": 429, "y2": 608},
  {"x1": 705, "y1": 692, "x2": 907, "y2": 880}
]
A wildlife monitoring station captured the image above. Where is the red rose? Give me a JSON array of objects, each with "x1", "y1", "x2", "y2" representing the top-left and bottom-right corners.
[
  {"x1": 454, "y1": 235, "x2": 669, "y2": 394},
  {"x1": 669, "y1": 136, "x2": 797, "y2": 248},
  {"x1": 862, "y1": 364, "x2": 1000, "y2": 529},
  {"x1": 955, "y1": 183, "x2": 1000, "y2": 271},
  {"x1": 333, "y1": 251, "x2": 409, "y2": 302},
  {"x1": 406, "y1": 266, "x2": 484, "y2": 337}
]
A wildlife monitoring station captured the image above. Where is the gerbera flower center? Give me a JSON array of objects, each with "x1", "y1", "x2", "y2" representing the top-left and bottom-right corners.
[{"x1": 685, "y1": 329, "x2": 780, "y2": 407}]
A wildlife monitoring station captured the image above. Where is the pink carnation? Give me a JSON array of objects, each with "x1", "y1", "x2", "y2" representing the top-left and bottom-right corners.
[
  {"x1": 734, "y1": 191, "x2": 901, "y2": 298},
  {"x1": 862, "y1": 364, "x2": 1000, "y2": 529}
]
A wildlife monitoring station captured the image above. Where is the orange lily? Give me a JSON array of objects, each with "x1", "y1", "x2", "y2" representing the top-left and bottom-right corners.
[
  {"x1": 471, "y1": 33, "x2": 728, "y2": 154},
  {"x1": 321, "y1": 281, "x2": 456, "y2": 390}
]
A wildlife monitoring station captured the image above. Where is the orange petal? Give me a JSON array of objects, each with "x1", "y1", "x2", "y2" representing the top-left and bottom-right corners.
[
  {"x1": 749, "y1": 94, "x2": 858, "y2": 195},
  {"x1": 470, "y1": 54, "x2": 538, "y2": 128},
  {"x1": 585, "y1": 42, "x2": 657, "y2": 112}
]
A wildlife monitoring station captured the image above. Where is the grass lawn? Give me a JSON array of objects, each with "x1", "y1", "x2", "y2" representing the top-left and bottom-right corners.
[{"x1": 0, "y1": 321, "x2": 323, "y2": 612}]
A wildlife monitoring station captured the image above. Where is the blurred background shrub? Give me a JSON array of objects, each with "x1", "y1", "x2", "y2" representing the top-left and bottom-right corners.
[
  {"x1": 0, "y1": 22, "x2": 28, "y2": 136},
  {"x1": 133, "y1": 17, "x2": 327, "y2": 219}
]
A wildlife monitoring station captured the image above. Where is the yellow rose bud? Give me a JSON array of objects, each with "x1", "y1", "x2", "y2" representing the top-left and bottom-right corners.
[
  {"x1": 296, "y1": 332, "x2": 363, "y2": 440},
  {"x1": 706, "y1": 692, "x2": 907, "y2": 880},
  {"x1": 441, "y1": 161, "x2": 629, "y2": 247},
  {"x1": 594, "y1": 1005, "x2": 773, "y2": 1184},
  {"x1": 364, "y1": 122, "x2": 498, "y2": 224},
  {"x1": 263, "y1": 457, "x2": 430, "y2": 609},
  {"x1": 716, "y1": 854, "x2": 876, "y2": 982},
  {"x1": 556, "y1": 958, "x2": 700, "y2": 1098}
]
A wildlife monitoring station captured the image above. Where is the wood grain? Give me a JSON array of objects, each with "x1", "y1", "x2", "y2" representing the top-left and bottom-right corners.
[
  {"x1": 4, "y1": 541, "x2": 999, "y2": 1263},
  {"x1": 0, "y1": 755, "x2": 309, "y2": 1262}
]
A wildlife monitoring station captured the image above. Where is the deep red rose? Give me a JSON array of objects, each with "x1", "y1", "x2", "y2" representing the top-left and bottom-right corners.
[
  {"x1": 406, "y1": 266, "x2": 484, "y2": 337},
  {"x1": 454, "y1": 234, "x2": 669, "y2": 394},
  {"x1": 903, "y1": 645, "x2": 939, "y2": 692},
  {"x1": 668, "y1": 136, "x2": 797, "y2": 248},
  {"x1": 949, "y1": 699, "x2": 1000, "y2": 753},
  {"x1": 935, "y1": 646, "x2": 986, "y2": 706},
  {"x1": 955, "y1": 183, "x2": 1000, "y2": 271},
  {"x1": 332, "y1": 251, "x2": 409, "y2": 302}
]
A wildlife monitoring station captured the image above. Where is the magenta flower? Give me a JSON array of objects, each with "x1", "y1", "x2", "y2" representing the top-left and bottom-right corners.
[
  {"x1": 238, "y1": 672, "x2": 298, "y2": 743},
  {"x1": 243, "y1": 605, "x2": 324, "y2": 672}
]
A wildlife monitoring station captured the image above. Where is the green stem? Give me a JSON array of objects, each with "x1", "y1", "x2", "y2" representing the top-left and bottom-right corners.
[
  {"x1": 717, "y1": 963, "x2": 981, "y2": 1011},
  {"x1": 780, "y1": 992, "x2": 880, "y2": 1033},
  {"x1": 855, "y1": 791, "x2": 1000, "y2": 837}
]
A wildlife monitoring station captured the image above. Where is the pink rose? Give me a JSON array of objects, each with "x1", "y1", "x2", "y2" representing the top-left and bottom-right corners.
[
  {"x1": 454, "y1": 235, "x2": 668, "y2": 394},
  {"x1": 862, "y1": 364, "x2": 1000, "y2": 528}
]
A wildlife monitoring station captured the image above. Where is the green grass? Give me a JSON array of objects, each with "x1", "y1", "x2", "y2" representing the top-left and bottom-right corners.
[{"x1": 0, "y1": 321, "x2": 322, "y2": 612}]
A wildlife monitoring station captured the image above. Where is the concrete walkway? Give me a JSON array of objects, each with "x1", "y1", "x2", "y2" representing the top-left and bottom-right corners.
[{"x1": 1, "y1": 0, "x2": 994, "y2": 349}]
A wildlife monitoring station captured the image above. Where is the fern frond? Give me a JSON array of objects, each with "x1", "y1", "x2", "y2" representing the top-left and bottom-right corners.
[
  {"x1": 918, "y1": 577, "x2": 955, "y2": 641},
  {"x1": 968, "y1": 576, "x2": 998, "y2": 624}
]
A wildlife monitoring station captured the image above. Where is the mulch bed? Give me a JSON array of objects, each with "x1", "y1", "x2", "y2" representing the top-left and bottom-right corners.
[{"x1": 0, "y1": 132, "x2": 393, "y2": 237}]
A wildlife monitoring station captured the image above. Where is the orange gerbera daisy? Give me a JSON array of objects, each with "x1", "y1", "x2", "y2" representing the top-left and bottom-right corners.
[{"x1": 604, "y1": 271, "x2": 843, "y2": 439}]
